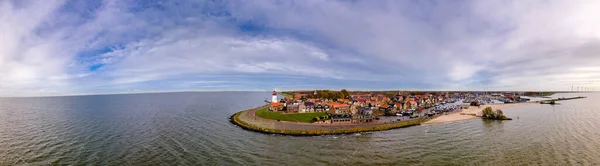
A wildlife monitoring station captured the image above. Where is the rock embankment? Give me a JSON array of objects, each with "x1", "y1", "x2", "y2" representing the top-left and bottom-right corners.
[{"x1": 230, "y1": 105, "x2": 428, "y2": 136}]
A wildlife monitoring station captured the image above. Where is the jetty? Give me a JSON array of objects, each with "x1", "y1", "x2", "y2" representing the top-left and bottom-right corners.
[{"x1": 538, "y1": 96, "x2": 586, "y2": 104}]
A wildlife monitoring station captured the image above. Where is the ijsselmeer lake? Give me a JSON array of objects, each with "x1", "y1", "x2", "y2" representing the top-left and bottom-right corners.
[{"x1": 1, "y1": 92, "x2": 599, "y2": 165}]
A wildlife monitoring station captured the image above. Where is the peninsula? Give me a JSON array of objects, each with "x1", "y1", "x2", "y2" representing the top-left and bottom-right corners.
[{"x1": 231, "y1": 90, "x2": 585, "y2": 135}]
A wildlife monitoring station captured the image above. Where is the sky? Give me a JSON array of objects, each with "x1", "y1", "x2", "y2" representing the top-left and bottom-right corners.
[{"x1": 2, "y1": 0, "x2": 600, "y2": 96}]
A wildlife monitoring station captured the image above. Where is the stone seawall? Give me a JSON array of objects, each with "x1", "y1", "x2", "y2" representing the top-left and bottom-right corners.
[{"x1": 230, "y1": 105, "x2": 430, "y2": 136}]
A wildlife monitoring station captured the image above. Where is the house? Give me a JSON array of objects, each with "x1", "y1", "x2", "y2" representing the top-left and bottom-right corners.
[
  {"x1": 378, "y1": 103, "x2": 388, "y2": 111},
  {"x1": 351, "y1": 107, "x2": 374, "y2": 123},
  {"x1": 287, "y1": 103, "x2": 300, "y2": 113},
  {"x1": 359, "y1": 107, "x2": 373, "y2": 115},
  {"x1": 394, "y1": 102, "x2": 403, "y2": 109},
  {"x1": 270, "y1": 102, "x2": 284, "y2": 111},
  {"x1": 337, "y1": 98, "x2": 350, "y2": 104},
  {"x1": 331, "y1": 103, "x2": 349, "y2": 114},
  {"x1": 299, "y1": 103, "x2": 307, "y2": 113},
  {"x1": 387, "y1": 104, "x2": 396, "y2": 112},
  {"x1": 437, "y1": 96, "x2": 444, "y2": 103},
  {"x1": 303, "y1": 102, "x2": 315, "y2": 112},
  {"x1": 331, "y1": 113, "x2": 351, "y2": 123},
  {"x1": 315, "y1": 104, "x2": 324, "y2": 112},
  {"x1": 294, "y1": 93, "x2": 307, "y2": 100},
  {"x1": 409, "y1": 101, "x2": 418, "y2": 109}
]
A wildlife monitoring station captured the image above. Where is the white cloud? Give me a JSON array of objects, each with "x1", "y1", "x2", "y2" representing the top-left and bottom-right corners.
[
  {"x1": 449, "y1": 63, "x2": 484, "y2": 81},
  {"x1": 103, "y1": 35, "x2": 344, "y2": 85},
  {"x1": 227, "y1": 0, "x2": 600, "y2": 90},
  {"x1": 3, "y1": 0, "x2": 600, "y2": 96},
  {"x1": 0, "y1": 0, "x2": 151, "y2": 96},
  {"x1": 0, "y1": 1, "x2": 70, "y2": 96}
]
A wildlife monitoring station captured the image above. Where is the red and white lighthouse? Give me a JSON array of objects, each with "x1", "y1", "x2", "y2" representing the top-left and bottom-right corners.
[{"x1": 272, "y1": 90, "x2": 278, "y2": 103}]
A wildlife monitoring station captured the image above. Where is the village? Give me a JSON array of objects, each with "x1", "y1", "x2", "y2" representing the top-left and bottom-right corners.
[{"x1": 267, "y1": 90, "x2": 532, "y2": 124}]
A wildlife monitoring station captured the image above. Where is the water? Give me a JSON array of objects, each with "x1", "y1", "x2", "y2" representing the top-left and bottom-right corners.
[{"x1": 1, "y1": 92, "x2": 599, "y2": 165}]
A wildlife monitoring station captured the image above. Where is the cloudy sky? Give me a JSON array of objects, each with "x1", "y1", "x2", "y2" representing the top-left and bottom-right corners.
[{"x1": 2, "y1": 0, "x2": 600, "y2": 96}]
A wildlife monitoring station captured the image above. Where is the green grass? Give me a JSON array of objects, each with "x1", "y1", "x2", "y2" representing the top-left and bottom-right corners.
[
  {"x1": 281, "y1": 92, "x2": 294, "y2": 98},
  {"x1": 256, "y1": 108, "x2": 327, "y2": 123}
]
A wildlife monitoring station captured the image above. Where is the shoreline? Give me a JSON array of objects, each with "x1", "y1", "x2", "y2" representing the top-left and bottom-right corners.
[
  {"x1": 231, "y1": 96, "x2": 586, "y2": 135},
  {"x1": 230, "y1": 105, "x2": 432, "y2": 136},
  {"x1": 424, "y1": 102, "x2": 534, "y2": 124}
]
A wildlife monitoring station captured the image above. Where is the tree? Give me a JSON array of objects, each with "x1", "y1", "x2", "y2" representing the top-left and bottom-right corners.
[
  {"x1": 495, "y1": 109, "x2": 504, "y2": 118},
  {"x1": 481, "y1": 107, "x2": 509, "y2": 120},
  {"x1": 341, "y1": 89, "x2": 350, "y2": 99},
  {"x1": 482, "y1": 107, "x2": 495, "y2": 118}
]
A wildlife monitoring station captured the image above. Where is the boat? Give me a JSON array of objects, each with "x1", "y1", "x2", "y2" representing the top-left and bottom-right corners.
[{"x1": 401, "y1": 111, "x2": 411, "y2": 116}]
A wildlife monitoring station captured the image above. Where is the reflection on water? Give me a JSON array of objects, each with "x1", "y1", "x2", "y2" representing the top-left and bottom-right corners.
[
  {"x1": 1, "y1": 92, "x2": 599, "y2": 165},
  {"x1": 482, "y1": 119, "x2": 504, "y2": 132}
]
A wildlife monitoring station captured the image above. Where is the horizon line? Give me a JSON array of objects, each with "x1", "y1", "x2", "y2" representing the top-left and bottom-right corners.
[{"x1": 1, "y1": 89, "x2": 594, "y2": 98}]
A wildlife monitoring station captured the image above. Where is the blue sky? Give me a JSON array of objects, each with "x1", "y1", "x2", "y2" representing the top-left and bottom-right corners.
[{"x1": 1, "y1": 0, "x2": 600, "y2": 96}]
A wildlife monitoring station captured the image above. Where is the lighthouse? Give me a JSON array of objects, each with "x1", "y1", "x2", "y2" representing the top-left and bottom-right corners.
[{"x1": 272, "y1": 90, "x2": 278, "y2": 103}]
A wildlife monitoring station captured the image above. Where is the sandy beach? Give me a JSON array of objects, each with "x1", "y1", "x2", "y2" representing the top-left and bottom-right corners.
[{"x1": 424, "y1": 102, "x2": 533, "y2": 124}]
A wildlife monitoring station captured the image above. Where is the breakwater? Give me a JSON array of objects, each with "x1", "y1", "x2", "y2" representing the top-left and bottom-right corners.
[{"x1": 538, "y1": 96, "x2": 586, "y2": 104}]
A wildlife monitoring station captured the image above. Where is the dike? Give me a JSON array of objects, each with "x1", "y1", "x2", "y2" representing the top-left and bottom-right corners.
[{"x1": 230, "y1": 105, "x2": 430, "y2": 136}]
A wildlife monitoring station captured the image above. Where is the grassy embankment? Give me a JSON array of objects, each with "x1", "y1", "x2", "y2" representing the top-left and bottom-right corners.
[
  {"x1": 281, "y1": 92, "x2": 294, "y2": 98},
  {"x1": 255, "y1": 107, "x2": 326, "y2": 123}
]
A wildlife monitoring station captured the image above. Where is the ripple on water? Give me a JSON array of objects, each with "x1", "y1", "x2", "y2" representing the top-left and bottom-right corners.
[{"x1": 1, "y1": 92, "x2": 600, "y2": 165}]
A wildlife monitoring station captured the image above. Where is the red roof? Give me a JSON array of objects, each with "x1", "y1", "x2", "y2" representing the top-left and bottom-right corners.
[
  {"x1": 294, "y1": 93, "x2": 305, "y2": 99},
  {"x1": 338, "y1": 99, "x2": 350, "y2": 102},
  {"x1": 379, "y1": 103, "x2": 389, "y2": 108},
  {"x1": 271, "y1": 102, "x2": 283, "y2": 107},
  {"x1": 332, "y1": 103, "x2": 349, "y2": 108}
]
